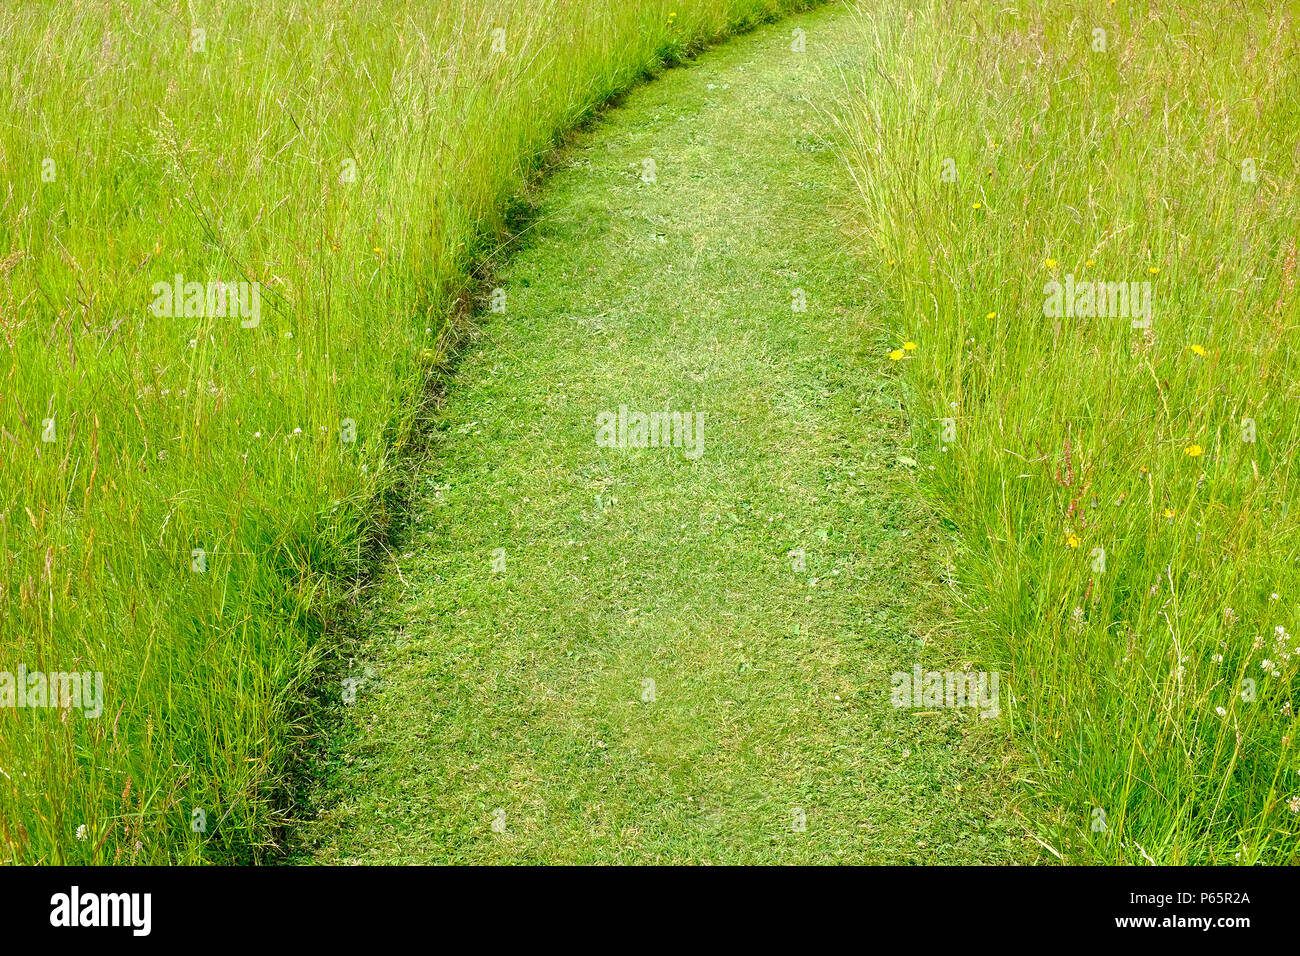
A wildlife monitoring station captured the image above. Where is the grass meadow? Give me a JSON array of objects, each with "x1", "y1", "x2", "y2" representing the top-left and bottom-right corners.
[
  {"x1": 0, "y1": 0, "x2": 814, "y2": 864},
  {"x1": 835, "y1": 0, "x2": 1300, "y2": 862},
  {"x1": 4, "y1": 0, "x2": 1296, "y2": 868}
]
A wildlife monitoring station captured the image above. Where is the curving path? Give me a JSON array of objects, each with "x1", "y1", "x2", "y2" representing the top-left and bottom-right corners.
[{"x1": 297, "y1": 2, "x2": 1027, "y2": 864}]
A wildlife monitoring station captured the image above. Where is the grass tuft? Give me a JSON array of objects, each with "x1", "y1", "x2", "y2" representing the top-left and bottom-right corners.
[{"x1": 833, "y1": 0, "x2": 1300, "y2": 863}]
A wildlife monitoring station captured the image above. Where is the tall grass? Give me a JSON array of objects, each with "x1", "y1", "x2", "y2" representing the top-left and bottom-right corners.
[
  {"x1": 835, "y1": 0, "x2": 1300, "y2": 862},
  {"x1": 0, "y1": 0, "x2": 816, "y2": 864}
]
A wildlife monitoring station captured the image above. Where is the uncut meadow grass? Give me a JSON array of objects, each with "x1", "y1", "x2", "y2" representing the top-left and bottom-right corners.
[
  {"x1": 834, "y1": 0, "x2": 1300, "y2": 863},
  {"x1": 0, "y1": 0, "x2": 814, "y2": 864}
]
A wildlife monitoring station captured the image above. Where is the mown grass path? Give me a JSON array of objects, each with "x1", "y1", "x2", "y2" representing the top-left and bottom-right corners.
[{"x1": 298, "y1": 3, "x2": 1027, "y2": 864}]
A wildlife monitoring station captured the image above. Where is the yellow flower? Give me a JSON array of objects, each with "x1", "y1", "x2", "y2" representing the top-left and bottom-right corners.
[
  {"x1": 1139, "y1": 465, "x2": 1148, "y2": 474},
  {"x1": 903, "y1": 341, "x2": 917, "y2": 351},
  {"x1": 1065, "y1": 533, "x2": 1080, "y2": 549},
  {"x1": 889, "y1": 349, "x2": 905, "y2": 361},
  {"x1": 1184, "y1": 444, "x2": 1203, "y2": 457},
  {"x1": 1189, "y1": 344, "x2": 1206, "y2": 356},
  {"x1": 1085, "y1": 258, "x2": 1095, "y2": 267},
  {"x1": 1045, "y1": 257, "x2": 1057, "y2": 268},
  {"x1": 1163, "y1": 508, "x2": 1176, "y2": 518},
  {"x1": 1149, "y1": 266, "x2": 1160, "y2": 275},
  {"x1": 973, "y1": 202, "x2": 982, "y2": 209},
  {"x1": 986, "y1": 311, "x2": 996, "y2": 319}
]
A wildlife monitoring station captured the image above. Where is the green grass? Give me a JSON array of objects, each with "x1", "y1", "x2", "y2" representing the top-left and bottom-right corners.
[
  {"x1": 0, "y1": 0, "x2": 823, "y2": 865},
  {"x1": 12, "y1": 0, "x2": 1283, "y2": 867},
  {"x1": 832, "y1": 0, "x2": 1300, "y2": 863},
  {"x1": 294, "y1": 3, "x2": 1028, "y2": 864}
]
